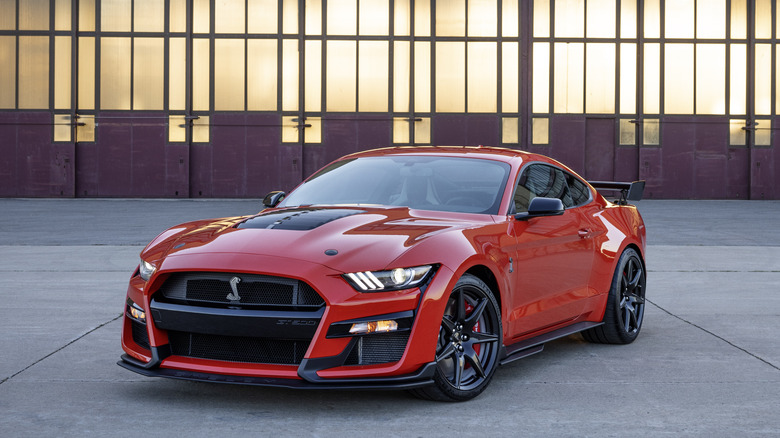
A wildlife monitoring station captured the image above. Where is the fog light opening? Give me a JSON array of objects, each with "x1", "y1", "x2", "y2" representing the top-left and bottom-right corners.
[
  {"x1": 127, "y1": 301, "x2": 146, "y2": 323},
  {"x1": 348, "y1": 319, "x2": 399, "y2": 335}
]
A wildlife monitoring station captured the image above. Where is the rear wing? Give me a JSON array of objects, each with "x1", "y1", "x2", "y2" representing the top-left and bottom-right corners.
[{"x1": 589, "y1": 180, "x2": 645, "y2": 205}]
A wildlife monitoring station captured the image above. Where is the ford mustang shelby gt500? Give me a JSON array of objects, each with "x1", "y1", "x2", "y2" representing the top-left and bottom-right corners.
[{"x1": 119, "y1": 146, "x2": 647, "y2": 401}]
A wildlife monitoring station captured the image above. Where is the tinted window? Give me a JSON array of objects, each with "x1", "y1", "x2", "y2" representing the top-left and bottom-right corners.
[
  {"x1": 513, "y1": 164, "x2": 574, "y2": 212},
  {"x1": 566, "y1": 173, "x2": 592, "y2": 206}
]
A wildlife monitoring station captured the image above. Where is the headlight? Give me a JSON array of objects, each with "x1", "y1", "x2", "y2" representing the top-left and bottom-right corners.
[
  {"x1": 139, "y1": 259, "x2": 157, "y2": 281},
  {"x1": 343, "y1": 265, "x2": 434, "y2": 292}
]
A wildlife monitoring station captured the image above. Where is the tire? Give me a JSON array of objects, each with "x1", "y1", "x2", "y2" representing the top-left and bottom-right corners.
[
  {"x1": 582, "y1": 247, "x2": 646, "y2": 344},
  {"x1": 410, "y1": 274, "x2": 502, "y2": 402}
]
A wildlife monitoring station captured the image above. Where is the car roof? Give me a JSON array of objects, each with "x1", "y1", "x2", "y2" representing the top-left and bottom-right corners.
[{"x1": 340, "y1": 146, "x2": 542, "y2": 164}]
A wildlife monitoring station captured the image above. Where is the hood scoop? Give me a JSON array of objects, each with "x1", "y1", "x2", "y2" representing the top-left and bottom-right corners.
[{"x1": 237, "y1": 208, "x2": 365, "y2": 231}]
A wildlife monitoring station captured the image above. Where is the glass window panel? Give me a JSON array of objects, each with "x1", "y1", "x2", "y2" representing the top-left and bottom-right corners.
[
  {"x1": 216, "y1": 0, "x2": 245, "y2": 33},
  {"x1": 100, "y1": 38, "x2": 131, "y2": 110},
  {"x1": 533, "y1": 0, "x2": 549, "y2": 37},
  {"x1": 665, "y1": 0, "x2": 693, "y2": 38},
  {"x1": 415, "y1": 0, "x2": 431, "y2": 36},
  {"x1": 328, "y1": 0, "x2": 357, "y2": 35},
  {"x1": 78, "y1": 37, "x2": 94, "y2": 109},
  {"x1": 192, "y1": 38, "x2": 210, "y2": 111},
  {"x1": 248, "y1": 39, "x2": 278, "y2": 111},
  {"x1": 755, "y1": 44, "x2": 771, "y2": 115},
  {"x1": 755, "y1": 120, "x2": 771, "y2": 146},
  {"x1": 503, "y1": 0, "x2": 519, "y2": 37},
  {"x1": 304, "y1": 40, "x2": 321, "y2": 111},
  {"x1": 0, "y1": 37, "x2": 15, "y2": 108},
  {"x1": 468, "y1": 0, "x2": 497, "y2": 37},
  {"x1": 730, "y1": 44, "x2": 746, "y2": 115},
  {"x1": 414, "y1": 42, "x2": 431, "y2": 112},
  {"x1": 643, "y1": 43, "x2": 659, "y2": 114},
  {"x1": 555, "y1": 0, "x2": 583, "y2": 38},
  {"x1": 664, "y1": 44, "x2": 693, "y2": 114},
  {"x1": 19, "y1": 36, "x2": 49, "y2": 109},
  {"x1": 619, "y1": 119, "x2": 635, "y2": 145},
  {"x1": 214, "y1": 39, "x2": 246, "y2": 110},
  {"x1": 586, "y1": 0, "x2": 615, "y2": 38},
  {"x1": 326, "y1": 40, "x2": 357, "y2": 111},
  {"x1": 755, "y1": 0, "x2": 772, "y2": 39},
  {"x1": 696, "y1": 44, "x2": 725, "y2": 115},
  {"x1": 304, "y1": 117, "x2": 321, "y2": 143},
  {"x1": 54, "y1": 36, "x2": 71, "y2": 110},
  {"x1": 79, "y1": 0, "x2": 95, "y2": 31},
  {"x1": 134, "y1": 38, "x2": 164, "y2": 110},
  {"x1": 415, "y1": 117, "x2": 431, "y2": 144},
  {"x1": 620, "y1": 43, "x2": 636, "y2": 114},
  {"x1": 360, "y1": 0, "x2": 389, "y2": 35},
  {"x1": 20, "y1": 0, "x2": 49, "y2": 30},
  {"x1": 101, "y1": 0, "x2": 130, "y2": 31},
  {"x1": 532, "y1": 118, "x2": 548, "y2": 144},
  {"x1": 282, "y1": 39, "x2": 298, "y2": 111},
  {"x1": 168, "y1": 115, "x2": 186, "y2": 142},
  {"x1": 192, "y1": 116, "x2": 210, "y2": 143},
  {"x1": 436, "y1": 0, "x2": 465, "y2": 36},
  {"x1": 502, "y1": 117, "x2": 518, "y2": 144},
  {"x1": 249, "y1": 0, "x2": 279, "y2": 33},
  {"x1": 730, "y1": 0, "x2": 746, "y2": 39},
  {"x1": 394, "y1": 41, "x2": 410, "y2": 112},
  {"x1": 193, "y1": 0, "x2": 210, "y2": 33},
  {"x1": 393, "y1": 118, "x2": 410, "y2": 143},
  {"x1": 0, "y1": 0, "x2": 15, "y2": 30},
  {"x1": 55, "y1": 0, "x2": 72, "y2": 31},
  {"x1": 532, "y1": 42, "x2": 549, "y2": 113},
  {"x1": 305, "y1": 0, "x2": 322, "y2": 34},
  {"x1": 435, "y1": 42, "x2": 465, "y2": 112},
  {"x1": 553, "y1": 42, "x2": 584, "y2": 113},
  {"x1": 620, "y1": 0, "x2": 636, "y2": 38},
  {"x1": 585, "y1": 43, "x2": 615, "y2": 114},
  {"x1": 135, "y1": 0, "x2": 164, "y2": 32},
  {"x1": 644, "y1": 0, "x2": 660, "y2": 38},
  {"x1": 76, "y1": 115, "x2": 95, "y2": 142},
  {"x1": 359, "y1": 41, "x2": 389, "y2": 111},
  {"x1": 170, "y1": 0, "x2": 186, "y2": 32},
  {"x1": 468, "y1": 42, "x2": 497, "y2": 112},
  {"x1": 169, "y1": 38, "x2": 186, "y2": 110},
  {"x1": 282, "y1": 116, "x2": 298, "y2": 142},
  {"x1": 696, "y1": 0, "x2": 724, "y2": 39},
  {"x1": 502, "y1": 42, "x2": 519, "y2": 113},
  {"x1": 54, "y1": 114, "x2": 72, "y2": 142},
  {"x1": 729, "y1": 120, "x2": 746, "y2": 146},
  {"x1": 394, "y1": 0, "x2": 410, "y2": 35},
  {"x1": 283, "y1": 0, "x2": 298, "y2": 33},
  {"x1": 643, "y1": 120, "x2": 659, "y2": 145}
]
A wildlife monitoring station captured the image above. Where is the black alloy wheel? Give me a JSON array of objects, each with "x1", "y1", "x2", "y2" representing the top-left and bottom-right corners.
[
  {"x1": 411, "y1": 274, "x2": 502, "y2": 401},
  {"x1": 582, "y1": 247, "x2": 646, "y2": 344}
]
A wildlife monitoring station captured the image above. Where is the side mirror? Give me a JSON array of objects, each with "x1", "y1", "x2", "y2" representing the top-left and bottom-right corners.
[
  {"x1": 262, "y1": 191, "x2": 286, "y2": 208},
  {"x1": 514, "y1": 197, "x2": 564, "y2": 220}
]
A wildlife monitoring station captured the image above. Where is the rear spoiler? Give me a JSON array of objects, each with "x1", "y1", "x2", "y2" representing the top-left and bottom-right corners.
[{"x1": 589, "y1": 180, "x2": 645, "y2": 205}]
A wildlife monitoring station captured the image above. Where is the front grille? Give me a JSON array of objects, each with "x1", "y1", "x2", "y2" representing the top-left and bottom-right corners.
[
  {"x1": 168, "y1": 331, "x2": 309, "y2": 365},
  {"x1": 131, "y1": 320, "x2": 150, "y2": 350},
  {"x1": 157, "y1": 272, "x2": 324, "y2": 310},
  {"x1": 344, "y1": 332, "x2": 410, "y2": 365}
]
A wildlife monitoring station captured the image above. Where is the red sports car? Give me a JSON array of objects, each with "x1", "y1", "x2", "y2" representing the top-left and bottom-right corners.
[{"x1": 119, "y1": 146, "x2": 647, "y2": 401}]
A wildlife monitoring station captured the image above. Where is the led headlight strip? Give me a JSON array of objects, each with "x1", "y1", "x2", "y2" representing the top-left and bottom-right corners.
[{"x1": 343, "y1": 265, "x2": 434, "y2": 292}]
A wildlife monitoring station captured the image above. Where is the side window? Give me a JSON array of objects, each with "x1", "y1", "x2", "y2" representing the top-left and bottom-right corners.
[
  {"x1": 512, "y1": 164, "x2": 574, "y2": 212},
  {"x1": 566, "y1": 173, "x2": 592, "y2": 207}
]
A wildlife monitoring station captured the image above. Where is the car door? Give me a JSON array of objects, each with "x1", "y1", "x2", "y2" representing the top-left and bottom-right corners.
[{"x1": 507, "y1": 164, "x2": 596, "y2": 337}]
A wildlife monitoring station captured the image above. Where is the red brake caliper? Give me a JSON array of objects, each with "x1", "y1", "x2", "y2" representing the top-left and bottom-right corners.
[{"x1": 465, "y1": 300, "x2": 481, "y2": 356}]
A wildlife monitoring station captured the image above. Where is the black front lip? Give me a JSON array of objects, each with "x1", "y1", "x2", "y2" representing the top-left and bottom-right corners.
[{"x1": 118, "y1": 354, "x2": 436, "y2": 390}]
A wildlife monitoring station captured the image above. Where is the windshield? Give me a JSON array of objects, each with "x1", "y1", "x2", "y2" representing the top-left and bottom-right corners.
[{"x1": 280, "y1": 156, "x2": 511, "y2": 214}]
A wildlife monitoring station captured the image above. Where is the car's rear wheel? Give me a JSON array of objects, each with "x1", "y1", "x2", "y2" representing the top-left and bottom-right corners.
[
  {"x1": 582, "y1": 247, "x2": 646, "y2": 344},
  {"x1": 411, "y1": 274, "x2": 501, "y2": 401}
]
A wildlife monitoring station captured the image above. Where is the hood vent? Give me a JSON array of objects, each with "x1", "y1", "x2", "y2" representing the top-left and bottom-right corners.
[{"x1": 237, "y1": 208, "x2": 365, "y2": 231}]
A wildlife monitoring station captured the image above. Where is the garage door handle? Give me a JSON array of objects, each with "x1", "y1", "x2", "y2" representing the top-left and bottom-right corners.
[{"x1": 578, "y1": 229, "x2": 592, "y2": 238}]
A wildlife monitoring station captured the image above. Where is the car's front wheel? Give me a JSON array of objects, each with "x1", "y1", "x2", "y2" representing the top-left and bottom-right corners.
[{"x1": 411, "y1": 274, "x2": 502, "y2": 401}]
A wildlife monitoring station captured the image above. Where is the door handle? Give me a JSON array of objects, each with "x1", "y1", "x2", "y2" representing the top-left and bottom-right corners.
[{"x1": 578, "y1": 229, "x2": 592, "y2": 238}]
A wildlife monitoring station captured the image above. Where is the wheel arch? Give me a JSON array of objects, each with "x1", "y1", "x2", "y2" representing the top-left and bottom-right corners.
[{"x1": 463, "y1": 265, "x2": 502, "y2": 312}]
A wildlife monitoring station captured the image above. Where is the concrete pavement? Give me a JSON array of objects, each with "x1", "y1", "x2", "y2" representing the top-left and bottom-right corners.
[{"x1": 0, "y1": 199, "x2": 779, "y2": 436}]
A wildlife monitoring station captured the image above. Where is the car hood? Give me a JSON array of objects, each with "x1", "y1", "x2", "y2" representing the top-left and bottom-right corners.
[{"x1": 142, "y1": 207, "x2": 492, "y2": 273}]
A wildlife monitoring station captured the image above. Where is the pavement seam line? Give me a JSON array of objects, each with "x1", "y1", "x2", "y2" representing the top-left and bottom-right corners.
[
  {"x1": 0, "y1": 313, "x2": 123, "y2": 386},
  {"x1": 648, "y1": 298, "x2": 780, "y2": 373}
]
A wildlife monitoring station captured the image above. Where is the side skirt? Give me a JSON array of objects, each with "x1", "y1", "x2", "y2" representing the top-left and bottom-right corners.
[{"x1": 499, "y1": 321, "x2": 603, "y2": 366}]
